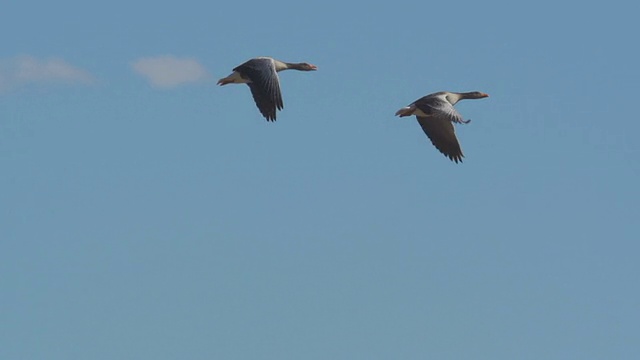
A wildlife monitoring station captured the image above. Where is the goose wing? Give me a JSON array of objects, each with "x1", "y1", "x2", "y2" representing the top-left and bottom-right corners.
[
  {"x1": 414, "y1": 95, "x2": 468, "y2": 124},
  {"x1": 416, "y1": 116, "x2": 464, "y2": 163},
  {"x1": 234, "y1": 58, "x2": 284, "y2": 121}
]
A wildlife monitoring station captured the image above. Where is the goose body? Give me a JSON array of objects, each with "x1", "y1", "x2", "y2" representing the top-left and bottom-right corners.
[
  {"x1": 395, "y1": 91, "x2": 489, "y2": 163},
  {"x1": 218, "y1": 57, "x2": 317, "y2": 121}
]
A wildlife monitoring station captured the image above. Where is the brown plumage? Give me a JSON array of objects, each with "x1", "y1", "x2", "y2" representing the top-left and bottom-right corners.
[
  {"x1": 395, "y1": 91, "x2": 489, "y2": 163},
  {"x1": 218, "y1": 57, "x2": 317, "y2": 121}
]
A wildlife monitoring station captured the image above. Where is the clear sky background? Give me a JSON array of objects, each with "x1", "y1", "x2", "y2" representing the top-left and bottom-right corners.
[{"x1": 1, "y1": 1, "x2": 639, "y2": 359}]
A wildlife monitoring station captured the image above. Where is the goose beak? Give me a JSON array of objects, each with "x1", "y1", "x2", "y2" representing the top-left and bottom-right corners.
[
  {"x1": 481, "y1": 93, "x2": 489, "y2": 98},
  {"x1": 309, "y1": 64, "x2": 318, "y2": 70}
]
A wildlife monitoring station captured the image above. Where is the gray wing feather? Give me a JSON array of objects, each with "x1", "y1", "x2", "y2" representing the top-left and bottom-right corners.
[
  {"x1": 416, "y1": 116, "x2": 464, "y2": 163},
  {"x1": 234, "y1": 58, "x2": 284, "y2": 121},
  {"x1": 414, "y1": 96, "x2": 468, "y2": 124}
]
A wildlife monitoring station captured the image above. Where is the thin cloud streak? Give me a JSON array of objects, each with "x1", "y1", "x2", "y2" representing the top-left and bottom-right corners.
[
  {"x1": 0, "y1": 56, "x2": 95, "y2": 91},
  {"x1": 131, "y1": 56, "x2": 210, "y2": 89}
]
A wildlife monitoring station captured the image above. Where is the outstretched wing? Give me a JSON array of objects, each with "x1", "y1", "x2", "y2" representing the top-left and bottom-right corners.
[
  {"x1": 234, "y1": 58, "x2": 284, "y2": 121},
  {"x1": 416, "y1": 116, "x2": 464, "y2": 163}
]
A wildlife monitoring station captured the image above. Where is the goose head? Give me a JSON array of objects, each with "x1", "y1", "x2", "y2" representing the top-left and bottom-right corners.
[
  {"x1": 461, "y1": 91, "x2": 489, "y2": 99},
  {"x1": 286, "y1": 62, "x2": 318, "y2": 71}
]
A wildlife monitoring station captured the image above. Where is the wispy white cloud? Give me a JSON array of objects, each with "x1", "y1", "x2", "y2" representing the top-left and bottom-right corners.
[
  {"x1": 0, "y1": 56, "x2": 95, "y2": 91},
  {"x1": 131, "y1": 56, "x2": 210, "y2": 89}
]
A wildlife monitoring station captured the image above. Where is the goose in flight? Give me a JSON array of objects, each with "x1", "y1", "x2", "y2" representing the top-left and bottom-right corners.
[
  {"x1": 395, "y1": 91, "x2": 489, "y2": 163},
  {"x1": 218, "y1": 57, "x2": 317, "y2": 121}
]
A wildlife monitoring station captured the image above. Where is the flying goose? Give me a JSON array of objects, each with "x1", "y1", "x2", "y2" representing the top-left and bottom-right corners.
[
  {"x1": 218, "y1": 57, "x2": 317, "y2": 121},
  {"x1": 395, "y1": 91, "x2": 489, "y2": 163}
]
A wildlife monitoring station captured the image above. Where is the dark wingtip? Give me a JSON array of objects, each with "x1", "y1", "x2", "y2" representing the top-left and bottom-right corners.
[
  {"x1": 262, "y1": 112, "x2": 277, "y2": 122},
  {"x1": 448, "y1": 154, "x2": 464, "y2": 163}
]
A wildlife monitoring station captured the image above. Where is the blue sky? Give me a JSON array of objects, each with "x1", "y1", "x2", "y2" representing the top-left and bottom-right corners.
[{"x1": 1, "y1": 1, "x2": 639, "y2": 359}]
